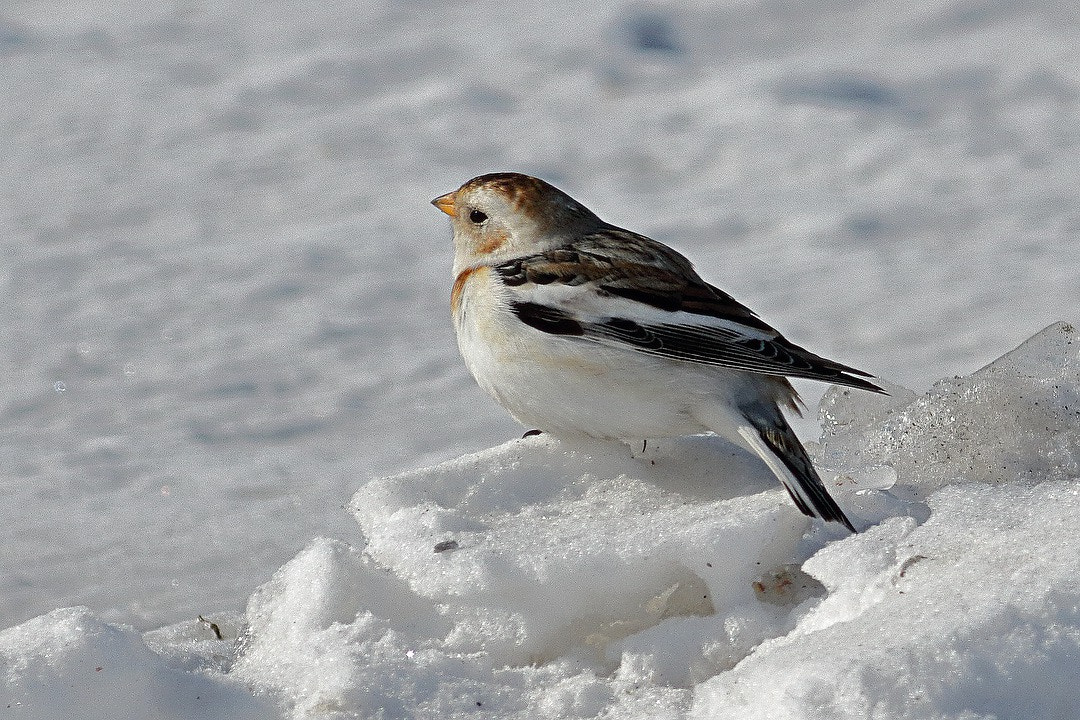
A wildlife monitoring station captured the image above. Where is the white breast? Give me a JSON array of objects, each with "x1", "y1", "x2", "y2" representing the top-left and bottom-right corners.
[{"x1": 451, "y1": 266, "x2": 711, "y2": 440}]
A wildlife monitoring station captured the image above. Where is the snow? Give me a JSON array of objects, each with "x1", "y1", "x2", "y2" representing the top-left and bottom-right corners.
[
  {"x1": 6, "y1": 324, "x2": 1079, "y2": 718},
  {"x1": 223, "y1": 323, "x2": 1080, "y2": 719},
  {"x1": 693, "y1": 481, "x2": 1080, "y2": 720},
  {"x1": 3, "y1": 0, "x2": 1080, "y2": 717},
  {"x1": 0, "y1": 607, "x2": 270, "y2": 719}
]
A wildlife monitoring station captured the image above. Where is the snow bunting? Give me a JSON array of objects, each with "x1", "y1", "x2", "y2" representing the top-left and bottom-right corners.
[{"x1": 433, "y1": 173, "x2": 883, "y2": 532}]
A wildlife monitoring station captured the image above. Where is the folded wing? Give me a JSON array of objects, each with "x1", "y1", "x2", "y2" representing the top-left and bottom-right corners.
[{"x1": 499, "y1": 228, "x2": 885, "y2": 394}]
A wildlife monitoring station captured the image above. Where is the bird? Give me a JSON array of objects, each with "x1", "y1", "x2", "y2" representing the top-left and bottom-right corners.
[{"x1": 432, "y1": 172, "x2": 884, "y2": 532}]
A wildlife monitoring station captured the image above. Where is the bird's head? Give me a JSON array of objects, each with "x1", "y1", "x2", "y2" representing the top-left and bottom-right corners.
[{"x1": 432, "y1": 173, "x2": 601, "y2": 273}]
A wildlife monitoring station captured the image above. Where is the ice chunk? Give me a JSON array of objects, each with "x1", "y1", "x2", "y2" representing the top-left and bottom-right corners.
[{"x1": 815, "y1": 321, "x2": 1080, "y2": 518}]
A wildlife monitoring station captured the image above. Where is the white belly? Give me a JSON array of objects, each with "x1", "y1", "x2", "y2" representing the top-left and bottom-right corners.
[{"x1": 453, "y1": 270, "x2": 729, "y2": 440}]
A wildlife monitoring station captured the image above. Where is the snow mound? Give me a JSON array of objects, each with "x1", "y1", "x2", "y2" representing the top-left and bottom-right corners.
[
  {"x1": 349, "y1": 434, "x2": 821, "y2": 671},
  {"x1": 225, "y1": 323, "x2": 1080, "y2": 718},
  {"x1": 0, "y1": 607, "x2": 268, "y2": 720},
  {"x1": 692, "y1": 480, "x2": 1080, "y2": 719},
  {"x1": 4, "y1": 323, "x2": 1079, "y2": 719}
]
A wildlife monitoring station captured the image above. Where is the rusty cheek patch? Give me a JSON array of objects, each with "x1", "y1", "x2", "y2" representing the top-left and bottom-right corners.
[
  {"x1": 475, "y1": 229, "x2": 509, "y2": 256},
  {"x1": 451, "y1": 266, "x2": 481, "y2": 315}
]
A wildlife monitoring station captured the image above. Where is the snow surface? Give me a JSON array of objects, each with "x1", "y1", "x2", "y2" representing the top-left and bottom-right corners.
[
  {"x1": 3, "y1": 0, "x2": 1080, "y2": 717},
  {"x1": 5, "y1": 322, "x2": 1079, "y2": 718}
]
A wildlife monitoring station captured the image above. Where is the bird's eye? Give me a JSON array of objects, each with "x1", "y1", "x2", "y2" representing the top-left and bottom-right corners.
[{"x1": 469, "y1": 209, "x2": 488, "y2": 224}]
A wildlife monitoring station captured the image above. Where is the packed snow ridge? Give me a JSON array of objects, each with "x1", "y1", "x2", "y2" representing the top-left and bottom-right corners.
[{"x1": 3, "y1": 322, "x2": 1079, "y2": 719}]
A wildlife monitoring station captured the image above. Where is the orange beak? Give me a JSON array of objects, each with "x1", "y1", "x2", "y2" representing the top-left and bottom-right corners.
[{"x1": 431, "y1": 192, "x2": 457, "y2": 217}]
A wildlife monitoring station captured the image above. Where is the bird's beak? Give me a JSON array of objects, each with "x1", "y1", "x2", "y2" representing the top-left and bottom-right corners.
[{"x1": 431, "y1": 192, "x2": 457, "y2": 217}]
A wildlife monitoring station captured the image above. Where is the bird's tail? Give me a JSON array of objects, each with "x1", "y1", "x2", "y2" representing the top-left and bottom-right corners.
[{"x1": 737, "y1": 414, "x2": 856, "y2": 532}]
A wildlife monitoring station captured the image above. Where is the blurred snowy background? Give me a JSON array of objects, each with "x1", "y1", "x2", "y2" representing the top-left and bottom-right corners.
[{"x1": 2, "y1": 0, "x2": 1077, "y2": 652}]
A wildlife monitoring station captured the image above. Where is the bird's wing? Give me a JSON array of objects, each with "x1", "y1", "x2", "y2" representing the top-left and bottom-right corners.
[{"x1": 494, "y1": 229, "x2": 885, "y2": 393}]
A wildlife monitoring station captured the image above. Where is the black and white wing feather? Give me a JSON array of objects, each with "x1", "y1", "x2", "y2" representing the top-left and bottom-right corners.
[{"x1": 497, "y1": 228, "x2": 884, "y2": 394}]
